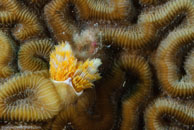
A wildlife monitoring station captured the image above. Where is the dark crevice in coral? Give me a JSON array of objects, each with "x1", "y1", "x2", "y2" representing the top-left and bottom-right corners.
[
  {"x1": 34, "y1": 54, "x2": 49, "y2": 65},
  {"x1": 131, "y1": 0, "x2": 142, "y2": 24},
  {"x1": 176, "y1": 42, "x2": 194, "y2": 78},
  {"x1": 154, "y1": 13, "x2": 186, "y2": 50}
]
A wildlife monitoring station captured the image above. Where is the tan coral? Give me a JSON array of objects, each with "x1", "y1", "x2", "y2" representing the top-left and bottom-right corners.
[
  {"x1": 51, "y1": 90, "x2": 95, "y2": 130},
  {"x1": 0, "y1": 0, "x2": 43, "y2": 41},
  {"x1": 44, "y1": 0, "x2": 86, "y2": 42},
  {"x1": 138, "y1": 0, "x2": 194, "y2": 28},
  {"x1": 44, "y1": 0, "x2": 131, "y2": 42},
  {"x1": 117, "y1": 54, "x2": 152, "y2": 130},
  {"x1": 99, "y1": 22, "x2": 156, "y2": 49},
  {"x1": 145, "y1": 98, "x2": 194, "y2": 130},
  {"x1": 84, "y1": 0, "x2": 130, "y2": 20},
  {"x1": 0, "y1": 31, "x2": 15, "y2": 78},
  {"x1": 156, "y1": 27, "x2": 194, "y2": 97},
  {"x1": 52, "y1": 54, "x2": 152, "y2": 130},
  {"x1": 0, "y1": 72, "x2": 61, "y2": 122},
  {"x1": 18, "y1": 39, "x2": 54, "y2": 72},
  {"x1": 99, "y1": 0, "x2": 194, "y2": 49}
]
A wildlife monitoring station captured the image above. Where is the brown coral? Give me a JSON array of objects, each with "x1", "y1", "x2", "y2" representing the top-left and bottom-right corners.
[
  {"x1": 156, "y1": 27, "x2": 194, "y2": 97},
  {"x1": 100, "y1": 0, "x2": 194, "y2": 49},
  {"x1": 44, "y1": 0, "x2": 85, "y2": 42},
  {"x1": 0, "y1": 0, "x2": 43, "y2": 41},
  {"x1": 51, "y1": 89, "x2": 95, "y2": 130},
  {"x1": 0, "y1": 31, "x2": 15, "y2": 78},
  {"x1": 138, "y1": 0, "x2": 194, "y2": 28},
  {"x1": 99, "y1": 23, "x2": 156, "y2": 49},
  {"x1": 51, "y1": 61, "x2": 125, "y2": 130},
  {"x1": 0, "y1": 72, "x2": 61, "y2": 122},
  {"x1": 0, "y1": 0, "x2": 193, "y2": 129},
  {"x1": 145, "y1": 98, "x2": 194, "y2": 130},
  {"x1": 83, "y1": 0, "x2": 130, "y2": 20},
  {"x1": 18, "y1": 39, "x2": 53, "y2": 72},
  {"x1": 44, "y1": 0, "x2": 131, "y2": 43},
  {"x1": 118, "y1": 54, "x2": 152, "y2": 130}
]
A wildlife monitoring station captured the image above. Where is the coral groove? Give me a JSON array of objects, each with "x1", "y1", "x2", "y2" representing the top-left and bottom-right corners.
[
  {"x1": 156, "y1": 27, "x2": 194, "y2": 97},
  {"x1": 0, "y1": 0, "x2": 194, "y2": 129},
  {"x1": 145, "y1": 98, "x2": 194, "y2": 130},
  {"x1": 118, "y1": 54, "x2": 152, "y2": 130},
  {"x1": 44, "y1": 0, "x2": 131, "y2": 42},
  {"x1": 0, "y1": 0, "x2": 43, "y2": 41},
  {"x1": 139, "y1": 0, "x2": 194, "y2": 28},
  {"x1": 18, "y1": 39, "x2": 53, "y2": 72},
  {"x1": 100, "y1": 0, "x2": 194, "y2": 49}
]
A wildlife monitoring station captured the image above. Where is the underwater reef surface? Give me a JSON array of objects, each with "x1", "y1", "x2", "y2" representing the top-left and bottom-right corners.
[{"x1": 0, "y1": 0, "x2": 194, "y2": 129}]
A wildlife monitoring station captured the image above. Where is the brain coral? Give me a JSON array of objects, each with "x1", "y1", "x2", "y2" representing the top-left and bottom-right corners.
[{"x1": 0, "y1": 0, "x2": 193, "y2": 129}]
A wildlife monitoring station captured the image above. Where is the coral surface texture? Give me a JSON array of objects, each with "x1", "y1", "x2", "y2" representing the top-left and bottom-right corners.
[{"x1": 0, "y1": 0, "x2": 194, "y2": 130}]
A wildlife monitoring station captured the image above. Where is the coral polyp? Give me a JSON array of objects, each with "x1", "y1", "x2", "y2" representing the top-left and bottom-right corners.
[{"x1": 50, "y1": 42, "x2": 102, "y2": 93}]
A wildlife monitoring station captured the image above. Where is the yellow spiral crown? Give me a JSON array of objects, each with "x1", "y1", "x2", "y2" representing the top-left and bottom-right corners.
[{"x1": 49, "y1": 42, "x2": 102, "y2": 92}]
